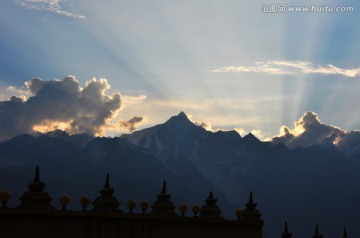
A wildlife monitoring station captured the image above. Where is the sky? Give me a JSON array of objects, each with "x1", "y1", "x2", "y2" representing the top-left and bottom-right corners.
[{"x1": 0, "y1": 0, "x2": 360, "y2": 141}]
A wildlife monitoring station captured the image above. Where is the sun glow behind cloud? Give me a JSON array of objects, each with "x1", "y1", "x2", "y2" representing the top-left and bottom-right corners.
[
  {"x1": 0, "y1": 76, "x2": 148, "y2": 140},
  {"x1": 60, "y1": 1, "x2": 360, "y2": 138},
  {"x1": 33, "y1": 120, "x2": 73, "y2": 134},
  {"x1": 2, "y1": 0, "x2": 360, "y2": 141}
]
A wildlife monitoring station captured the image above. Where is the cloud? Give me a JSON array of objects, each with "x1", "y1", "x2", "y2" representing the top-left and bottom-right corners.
[
  {"x1": 336, "y1": 132, "x2": 360, "y2": 155},
  {"x1": 122, "y1": 95, "x2": 147, "y2": 106},
  {"x1": 250, "y1": 130, "x2": 264, "y2": 139},
  {"x1": 234, "y1": 128, "x2": 246, "y2": 136},
  {"x1": 0, "y1": 76, "x2": 147, "y2": 140},
  {"x1": 194, "y1": 121, "x2": 212, "y2": 131},
  {"x1": 115, "y1": 116, "x2": 145, "y2": 132},
  {"x1": 6, "y1": 86, "x2": 31, "y2": 99},
  {"x1": 194, "y1": 121, "x2": 256, "y2": 138},
  {"x1": 211, "y1": 61, "x2": 360, "y2": 78},
  {"x1": 271, "y1": 112, "x2": 360, "y2": 154},
  {"x1": 18, "y1": 0, "x2": 85, "y2": 19}
]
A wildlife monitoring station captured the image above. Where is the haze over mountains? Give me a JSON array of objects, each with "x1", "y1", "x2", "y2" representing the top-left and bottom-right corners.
[{"x1": 0, "y1": 112, "x2": 360, "y2": 238}]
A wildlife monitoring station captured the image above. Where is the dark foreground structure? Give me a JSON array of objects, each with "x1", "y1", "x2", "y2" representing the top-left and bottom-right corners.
[
  {"x1": 0, "y1": 167, "x2": 350, "y2": 238},
  {"x1": 0, "y1": 167, "x2": 263, "y2": 238}
]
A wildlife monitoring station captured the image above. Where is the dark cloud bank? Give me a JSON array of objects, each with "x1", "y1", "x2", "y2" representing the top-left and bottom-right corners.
[{"x1": 0, "y1": 76, "x2": 144, "y2": 141}]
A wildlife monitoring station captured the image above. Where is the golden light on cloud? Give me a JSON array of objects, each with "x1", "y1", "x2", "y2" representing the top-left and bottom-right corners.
[
  {"x1": 234, "y1": 128, "x2": 246, "y2": 136},
  {"x1": 250, "y1": 130, "x2": 264, "y2": 139},
  {"x1": 278, "y1": 125, "x2": 304, "y2": 137},
  {"x1": 106, "y1": 116, "x2": 147, "y2": 134},
  {"x1": 122, "y1": 95, "x2": 147, "y2": 105},
  {"x1": 32, "y1": 120, "x2": 73, "y2": 134},
  {"x1": 194, "y1": 121, "x2": 212, "y2": 131}
]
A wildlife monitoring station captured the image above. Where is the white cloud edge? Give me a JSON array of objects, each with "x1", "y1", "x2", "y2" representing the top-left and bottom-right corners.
[
  {"x1": 193, "y1": 120, "x2": 266, "y2": 139},
  {"x1": 211, "y1": 60, "x2": 360, "y2": 78},
  {"x1": 18, "y1": 0, "x2": 85, "y2": 19}
]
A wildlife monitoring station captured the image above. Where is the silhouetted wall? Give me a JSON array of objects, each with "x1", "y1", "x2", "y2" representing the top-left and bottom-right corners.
[
  {"x1": 0, "y1": 209, "x2": 263, "y2": 238},
  {"x1": 0, "y1": 167, "x2": 263, "y2": 238}
]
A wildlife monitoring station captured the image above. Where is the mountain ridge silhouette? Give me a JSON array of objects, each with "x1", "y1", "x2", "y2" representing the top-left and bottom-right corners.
[{"x1": 1, "y1": 112, "x2": 360, "y2": 238}]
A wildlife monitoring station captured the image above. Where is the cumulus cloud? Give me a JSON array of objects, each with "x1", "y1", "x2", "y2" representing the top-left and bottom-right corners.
[
  {"x1": 336, "y1": 132, "x2": 360, "y2": 155},
  {"x1": 115, "y1": 116, "x2": 145, "y2": 132},
  {"x1": 194, "y1": 121, "x2": 212, "y2": 131},
  {"x1": 0, "y1": 76, "x2": 146, "y2": 140},
  {"x1": 6, "y1": 86, "x2": 31, "y2": 100},
  {"x1": 271, "y1": 112, "x2": 360, "y2": 154},
  {"x1": 17, "y1": 0, "x2": 85, "y2": 19},
  {"x1": 211, "y1": 61, "x2": 360, "y2": 78}
]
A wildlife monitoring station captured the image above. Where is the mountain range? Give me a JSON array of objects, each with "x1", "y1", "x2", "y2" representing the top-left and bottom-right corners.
[{"x1": 0, "y1": 112, "x2": 360, "y2": 238}]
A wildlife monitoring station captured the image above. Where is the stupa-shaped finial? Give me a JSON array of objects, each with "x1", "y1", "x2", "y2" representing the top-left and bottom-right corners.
[
  {"x1": 246, "y1": 191, "x2": 257, "y2": 210},
  {"x1": 28, "y1": 166, "x2": 45, "y2": 192},
  {"x1": 312, "y1": 224, "x2": 323, "y2": 238},
  {"x1": 161, "y1": 180, "x2": 167, "y2": 194},
  {"x1": 342, "y1": 227, "x2": 348, "y2": 238},
  {"x1": 104, "y1": 173, "x2": 110, "y2": 189},
  {"x1": 100, "y1": 173, "x2": 114, "y2": 197},
  {"x1": 18, "y1": 166, "x2": 54, "y2": 210},
  {"x1": 205, "y1": 192, "x2": 217, "y2": 206},
  {"x1": 156, "y1": 180, "x2": 170, "y2": 201},
  {"x1": 92, "y1": 173, "x2": 120, "y2": 212},
  {"x1": 198, "y1": 191, "x2": 223, "y2": 220},
  {"x1": 242, "y1": 191, "x2": 262, "y2": 221},
  {"x1": 282, "y1": 221, "x2": 292, "y2": 238},
  {"x1": 284, "y1": 222, "x2": 289, "y2": 233},
  {"x1": 33, "y1": 166, "x2": 40, "y2": 182},
  {"x1": 150, "y1": 180, "x2": 176, "y2": 217}
]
